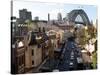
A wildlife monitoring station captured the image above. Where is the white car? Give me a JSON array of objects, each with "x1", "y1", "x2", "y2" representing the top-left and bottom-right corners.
[
  {"x1": 70, "y1": 55, "x2": 74, "y2": 60},
  {"x1": 77, "y1": 57, "x2": 83, "y2": 63},
  {"x1": 69, "y1": 62, "x2": 73, "y2": 65},
  {"x1": 69, "y1": 62, "x2": 74, "y2": 68}
]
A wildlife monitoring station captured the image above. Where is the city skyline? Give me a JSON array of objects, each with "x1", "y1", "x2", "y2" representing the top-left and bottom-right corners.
[
  {"x1": 13, "y1": 1, "x2": 97, "y2": 22},
  {"x1": 11, "y1": 1, "x2": 97, "y2": 74}
]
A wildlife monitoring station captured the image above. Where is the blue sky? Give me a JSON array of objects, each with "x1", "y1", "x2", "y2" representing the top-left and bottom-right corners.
[{"x1": 13, "y1": 0, "x2": 97, "y2": 21}]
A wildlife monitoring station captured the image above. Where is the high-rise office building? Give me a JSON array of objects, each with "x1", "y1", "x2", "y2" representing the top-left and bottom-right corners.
[
  {"x1": 34, "y1": 16, "x2": 39, "y2": 21},
  {"x1": 48, "y1": 13, "x2": 50, "y2": 21},
  {"x1": 57, "y1": 13, "x2": 62, "y2": 21},
  {"x1": 19, "y1": 9, "x2": 32, "y2": 23}
]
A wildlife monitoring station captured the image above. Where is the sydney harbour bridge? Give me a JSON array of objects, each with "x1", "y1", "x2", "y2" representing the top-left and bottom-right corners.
[
  {"x1": 11, "y1": 8, "x2": 95, "y2": 73},
  {"x1": 39, "y1": 9, "x2": 93, "y2": 72},
  {"x1": 67, "y1": 9, "x2": 91, "y2": 26}
]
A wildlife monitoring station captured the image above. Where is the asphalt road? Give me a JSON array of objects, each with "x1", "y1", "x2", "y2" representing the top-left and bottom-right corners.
[
  {"x1": 57, "y1": 37, "x2": 79, "y2": 71},
  {"x1": 39, "y1": 37, "x2": 90, "y2": 72}
]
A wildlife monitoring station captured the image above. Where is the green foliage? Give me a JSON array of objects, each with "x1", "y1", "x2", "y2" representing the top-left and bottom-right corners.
[
  {"x1": 78, "y1": 27, "x2": 88, "y2": 46},
  {"x1": 91, "y1": 52, "x2": 97, "y2": 69},
  {"x1": 88, "y1": 26, "x2": 97, "y2": 39}
]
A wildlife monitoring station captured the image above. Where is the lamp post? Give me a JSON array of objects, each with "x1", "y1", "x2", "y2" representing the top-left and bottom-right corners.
[{"x1": 84, "y1": 26, "x2": 88, "y2": 45}]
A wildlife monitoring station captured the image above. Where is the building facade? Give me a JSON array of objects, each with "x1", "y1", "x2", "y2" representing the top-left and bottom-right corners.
[
  {"x1": 24, "y1": 31, "x2": 42, "y2": 70},
  {"x1": 19, "y1": 9, "x2": 32, "y2": 23},
  {"x1": 11, "y1": 38, "x2": 25, "y2": 74}
]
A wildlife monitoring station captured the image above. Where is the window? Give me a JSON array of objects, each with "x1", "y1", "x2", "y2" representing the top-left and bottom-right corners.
[
  {"x1": 32, "y1": 60, "x2": 34, "y2": 65},
  {"x1": 32, "y1": 49, "x2": 34, "y2": 56},
  {"x1": 37, "y1": 44, "x2": 41, "y2": 48},
  {"x1": 22, "y1": 56, "x2": 24, "y2": 65},
  {"x1": 18, "y1": 55, "x2": 24, "y2": 66},
  {"x1": 18, "y1": 57, "x2": 21, "y2": 66}
]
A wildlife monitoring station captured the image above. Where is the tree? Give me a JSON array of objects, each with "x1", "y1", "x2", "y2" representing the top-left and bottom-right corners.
[
  {"x1": 88, "y1": 25, "x2": 97, "y2": 39},
  {"x1": 76, "y1": 26, "x2": 89, "y2": 46}
]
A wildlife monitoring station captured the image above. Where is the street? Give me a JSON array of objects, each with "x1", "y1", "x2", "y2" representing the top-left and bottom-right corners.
[
  {"x1": 39, "y1": 37, "x2": 86, "y2": 72},
  {"x1": 57, "y1": 37, "x2": 80, "y2": 71}
]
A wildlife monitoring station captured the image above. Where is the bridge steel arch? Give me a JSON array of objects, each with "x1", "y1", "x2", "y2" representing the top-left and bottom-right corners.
[{"x1": 68, "y1": 9, "x2": 91, "y2": 25}]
